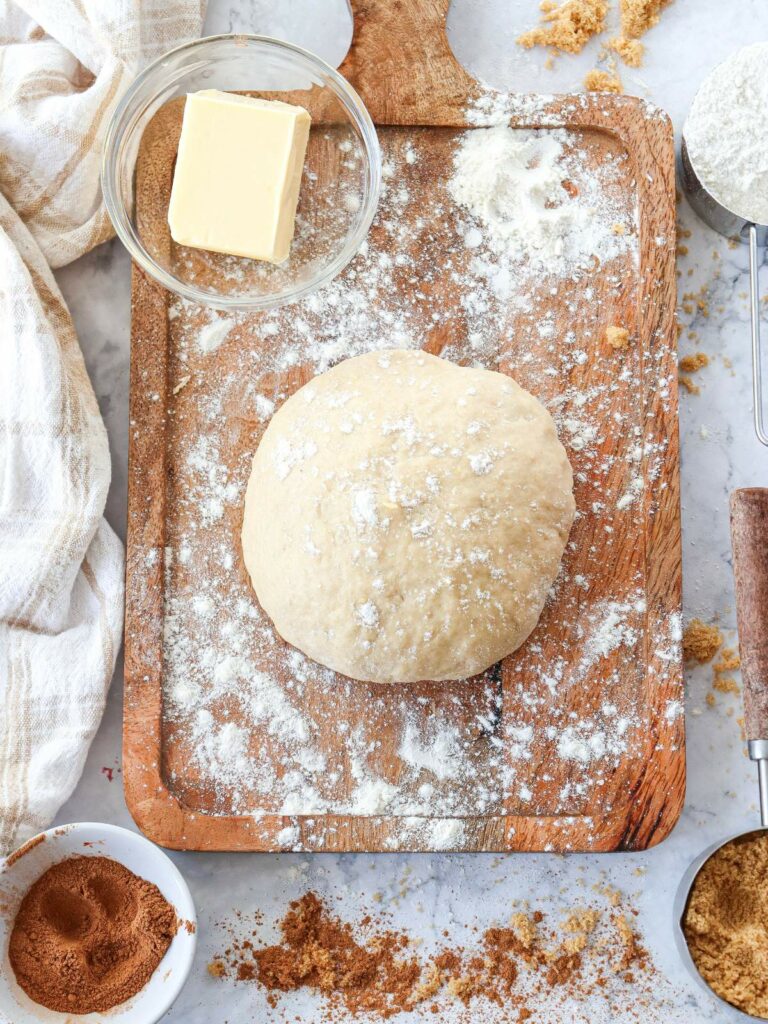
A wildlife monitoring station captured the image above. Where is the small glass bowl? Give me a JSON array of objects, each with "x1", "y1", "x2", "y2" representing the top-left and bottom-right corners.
[{"x1": 102, "y1": 34, "x2": 381, "y2": 312}]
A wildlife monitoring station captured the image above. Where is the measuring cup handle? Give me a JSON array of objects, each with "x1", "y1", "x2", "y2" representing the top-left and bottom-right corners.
[
  {"x1": 730, "y1": 489, "x2": 768, "y2": 744},
  {"x1": 749, "y1": 224, "x2": 768, "y2": 446}
]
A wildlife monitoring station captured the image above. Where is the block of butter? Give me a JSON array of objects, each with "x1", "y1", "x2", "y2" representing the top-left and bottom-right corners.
[{"x1": 168, "y1": 89, "x2": 311, "y2": 264}]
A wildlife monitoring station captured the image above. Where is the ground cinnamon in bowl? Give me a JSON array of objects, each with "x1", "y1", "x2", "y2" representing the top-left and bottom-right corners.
[{"x1": 8, "y1": 855, "x2": 178, "y2": 1014}]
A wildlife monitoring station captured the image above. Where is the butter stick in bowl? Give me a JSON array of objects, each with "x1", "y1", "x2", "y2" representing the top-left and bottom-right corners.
[{"x1": 168, "y1": 89, "x2": 311, "y2": 264}]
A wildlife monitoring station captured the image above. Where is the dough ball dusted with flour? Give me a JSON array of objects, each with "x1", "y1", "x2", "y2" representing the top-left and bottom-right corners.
[{"x1": 242, "y1": 349, "x2": 575, "y2": 683}]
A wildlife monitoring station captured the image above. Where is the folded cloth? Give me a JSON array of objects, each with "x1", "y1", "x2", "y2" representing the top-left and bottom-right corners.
[{"x1": 0, "y1": 0, "x2": 205, "y2": 855}]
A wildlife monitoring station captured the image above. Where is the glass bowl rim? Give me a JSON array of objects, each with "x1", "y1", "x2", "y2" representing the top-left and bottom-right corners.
[{"x1": 101, "y1": 32, "x2": 382, "y2": 312}]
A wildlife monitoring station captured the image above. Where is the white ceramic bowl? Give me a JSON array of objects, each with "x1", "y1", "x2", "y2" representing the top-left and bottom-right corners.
[{"x1": 0, "y1": 823, "x2": 196, "y2": 1024}]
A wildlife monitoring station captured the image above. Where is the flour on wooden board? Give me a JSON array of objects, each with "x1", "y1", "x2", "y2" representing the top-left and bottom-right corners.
[{"x1": 154, "y1": 86, "x2": 681, "y2": 848}]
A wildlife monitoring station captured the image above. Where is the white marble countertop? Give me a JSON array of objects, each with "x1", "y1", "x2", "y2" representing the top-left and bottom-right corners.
[{"x1": 53, "y1": 1, "x2": 768, "y2": 1021}]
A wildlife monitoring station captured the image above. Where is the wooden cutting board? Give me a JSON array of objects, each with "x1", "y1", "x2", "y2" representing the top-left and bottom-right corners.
[{"x1": 124, "y1": 0, "x2": 682, "y2": 852}]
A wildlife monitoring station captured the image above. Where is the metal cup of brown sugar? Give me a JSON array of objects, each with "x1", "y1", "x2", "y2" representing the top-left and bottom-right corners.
[
  {"x1": 672, "y1": 491, "x2": 768, "y2": 1021},
  {"x1": 674, "y1": 828, "x2": 768, "y2": 1022}
]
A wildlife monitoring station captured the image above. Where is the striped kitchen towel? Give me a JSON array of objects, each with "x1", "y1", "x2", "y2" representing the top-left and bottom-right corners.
[{"x1": 0, "y1": 0, "x2": 205, "y2": 855}]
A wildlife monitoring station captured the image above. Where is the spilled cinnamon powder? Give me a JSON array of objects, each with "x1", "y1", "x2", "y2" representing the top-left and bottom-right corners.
[
  {"x1": 209, "y1": 890, "x2": 650, "y2": 1019},
  {"x1": 9, "y1": 856, "x2": 178, "y2": 1014}
]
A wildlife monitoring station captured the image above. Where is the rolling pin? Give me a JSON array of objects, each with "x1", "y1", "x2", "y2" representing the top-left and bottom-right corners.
[{"x1": 730, "y1": 487, "x2": 768, "y2": 826}]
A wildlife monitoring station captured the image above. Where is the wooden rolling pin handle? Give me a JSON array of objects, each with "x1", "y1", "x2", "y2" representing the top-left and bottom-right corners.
[{"x1": 730, "y1": 488, "x2": 768, "y2": 745}]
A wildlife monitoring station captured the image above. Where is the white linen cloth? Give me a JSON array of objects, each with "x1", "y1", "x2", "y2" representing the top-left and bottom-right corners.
[{"x1": 0, "y1": 0, "x2": 205, "y2": 854}]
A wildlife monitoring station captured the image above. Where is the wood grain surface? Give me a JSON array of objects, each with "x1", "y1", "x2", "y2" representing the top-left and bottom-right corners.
[{"x1": 123, "y1": 0, "x2": 683, "y2": 852}]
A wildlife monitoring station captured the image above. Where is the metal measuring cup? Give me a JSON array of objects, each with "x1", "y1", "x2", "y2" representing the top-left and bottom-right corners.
[
  {"x1": 680, "y1": 136, "x2": 768, "y2": 445},
  {"x1": 672, "y1": 489, "x2": 768, "y2": 1021}
]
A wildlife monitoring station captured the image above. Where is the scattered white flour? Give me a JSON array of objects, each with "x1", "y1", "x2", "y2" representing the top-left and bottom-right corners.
[
  {"x1": 469, "y1": 451, "x2": 495, "y2": 475},
  {"x1": 275, "y1": 824, "x2": 300, "y2": 848},
  {"x1": 356, "y1": 601, "x2": 379, "y2": 629},
  {"x1": 254, "y1": 394, "x2": 275, "y2": 418},
  {"x1": 197, "y1": 316, "x2": 232, "y2": 354},
  {"x1": 684, "y1": 42, "x2": 768, "y2": 223},
  {"x1": 557, "y1": 718, "x2": 629, "y2": 764},
  {"x1": 398, "y1": 719, "x2": 464, "y2": 782},
  {"x1": 385, "y1": 817, "x2": 466, "y2": 850},
  {"x1": 272, "y1": 437, "x2": 318, "y2": 480},
  {"x1": 580, "y1": 598, "x2": 641, "y2": 670},
  {"x1": 352, "y1": 488, "x2": 379, "y2": 529},
  {"x1": 450, "y1": 125, "x2": 632, "y2": 275}
]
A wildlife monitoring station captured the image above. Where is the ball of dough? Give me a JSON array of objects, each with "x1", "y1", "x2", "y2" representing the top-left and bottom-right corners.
[{"x1": 242, "y1": 349, "x2": 575, "y2": 683}]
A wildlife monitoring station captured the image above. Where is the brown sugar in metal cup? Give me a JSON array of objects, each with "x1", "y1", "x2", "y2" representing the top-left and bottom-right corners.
[{"x1": 675, "y1": 830, "x2": 768, "y2": 1021}]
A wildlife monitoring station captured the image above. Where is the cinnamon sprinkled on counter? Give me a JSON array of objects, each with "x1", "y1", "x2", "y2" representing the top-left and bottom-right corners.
[{"x1": 209, "y1": 889, "x2": 653, "y2": 1020}]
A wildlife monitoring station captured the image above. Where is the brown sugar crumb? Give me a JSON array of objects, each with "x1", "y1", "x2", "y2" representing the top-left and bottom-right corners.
[
  {"x1": 682, "y1": 619, "x2": 723, "y2": 663},
  {"x1": 614, "y1": 914, "x2": 645, "y2": 974},
  {"x1": 679, "y1": 352, "x2": 709, "y2": 373},
  {"x1": 705, "y1": 692, "x2": 717, "y2": 708},
  {"x1": 713, "y1": 675, "x2": 740, "y2": 695},
  {"x1": 584, "y1": 68, "x2": 623, "y2": 93},
  {"x1": 605, "y1": 887, "x2": 622, "y2": 908},
  {"x1": 208, "y1": 959, "x2": 227, "y2": 978},
  {"x1": 683, "y1": 832, "x2": 768, "y2": 1017},
  {"x1": 518, "y1": 0, "x2": 608, "y2": 54},
  {"x1": 678, "y1": 375, "x2": 699, "y2": 395},
  {"x1": 560, "y1": 910, "x2": 599, "y2": 955},
  {"x1": 682, "y1": 287, "x2": 711, "y2": 319},
  {"x1": 446, "y1": 974, "x2": 473, "y2": 1002},
  {"x1": 561, "y1": 909, "x2": 606, "y2": 954},
  {"x1": 510, "y1": 911, "x2": 538, "y2": 950},
  {"x1": 713, "y1": 647, "x2": 741, "y2": 694},
  {"x1": 608, "y1": 35, "x2": 644, "y2": 66},
  {"x1": 564, "y1": 908, "x2": 601, "y2": 935},
  {"x1": 605, "y1": 325, "x2": 630, "y2": 349},
  {"x1": 620, "y1": 0, "x2": 673, "y2": 38},
  {"x1": 715, "y1": 647, "x2": 740, "y2": 675},
  {"x1": 563, "y1": 931, "x2": 589, "y2": 953},
  {"x1": 411, "y1": 962, "x2": 442, "y2": 1004}
]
